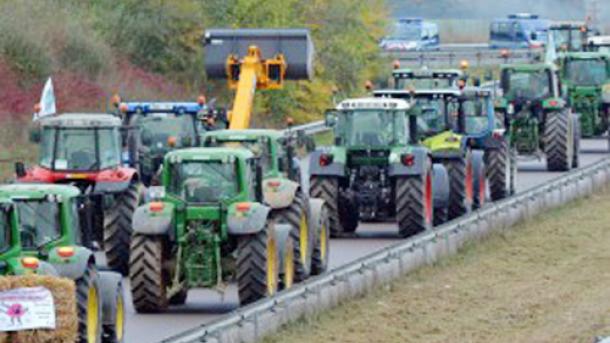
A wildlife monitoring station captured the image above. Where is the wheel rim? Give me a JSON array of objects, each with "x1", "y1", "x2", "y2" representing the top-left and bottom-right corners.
[
  {"x1": 425, "y1": 173, "x2": 433, "y2": 225},
  {"x1": 116, "y1": 293, "x2": 125, "y2": 341},
  {"x1": 320, "y1": 222, "x2": 328, "y2": 263},
  {"x1": 299, "y1": 214, "x2": 309, "y2": 265},
  {"x1": 266, "y1": 235, "x2": 278, "y2": 296},
  {"x1": 283, "y1": 243, "x2": 295, "y2": 289},
  {"x1": 87, "y1": 284, "x2": 99, "y2": 343},
  {"x1": 465, "y1": 161, "x2": 473, "y2": 203}
]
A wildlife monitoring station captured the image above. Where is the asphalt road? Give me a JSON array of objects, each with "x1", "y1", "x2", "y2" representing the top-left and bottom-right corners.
[{"x1": 124, "y1": 138, "x2": 609, "y2": 343}]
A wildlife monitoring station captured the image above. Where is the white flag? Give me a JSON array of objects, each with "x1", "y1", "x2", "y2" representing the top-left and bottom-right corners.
[
  {"x1": 545, "y1": 31, "x2": 558, "y2": 64},
  {"x1": 34, "y1": 77, "x2": 56, "y2": 121}
]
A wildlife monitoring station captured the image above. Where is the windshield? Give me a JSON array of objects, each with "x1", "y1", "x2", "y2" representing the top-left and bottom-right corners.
[
  {"x1": 337, "y1": 110, "x2": 408, "y2": 147},
  {"x1": 504, "y1": 70, "x2": 551, "y2": 100},
  {"x1": 388, "y1": 22, "x2": 420, "y2": 40},
  {"x1": 16, "y1": 200, "x2": 61, "y2": 249},
  {"x1": 206, "y1": 139, "x2": 272, "y2": 171},
  {"x1": 553, "y1": 29, "x2": 583, "y2": 51},
  {"x1": 39, "y1": 127, "x2": 121, "y2": 171},
  {"x1": 169, "y1": 161, "x2": 239, "y2": 203},
  {"x1": 135, "y1": 113, "x2": 196, "y2": 150},
  {"x1": 413, "y1": 97, "x2": 450, "y2": 135},
  {"x1": 566, "y1": 59, "x2": 608, "y2": 86},
  {"x1": 0, "y1": 208, "x2": 10, "y2": 253},
  {"x1": 397, "y1": 77, "x2": 454, "y2": 89},
  {"x1": 460, "y1": 98, "x2": 491, "y2": 134}
]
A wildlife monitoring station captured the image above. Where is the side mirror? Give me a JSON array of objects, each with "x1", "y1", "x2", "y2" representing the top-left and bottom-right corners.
[
  {"x1": 29, "y1": 127, "x2": 41, "y2": 143},
  {"x1": 14, "y1": 162, "x2": 26, "y2": 178},
  {"x1": 324, "y1": 110, "x2": 338, "y2": 127}
]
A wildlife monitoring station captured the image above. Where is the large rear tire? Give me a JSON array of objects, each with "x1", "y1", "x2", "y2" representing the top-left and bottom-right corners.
[
  {"x1": 129, "y1": 235, "x2": 169, "y2": 313},
  {"x1": 237, "y1": 226, "x2": 279, "y2": 305},
  {"x1": 272, "y1": 191, "x2": 314, "y2": 282},
  {"x1": 572, "y1": 115, "x2": 580, "y2": 168},
  {"x1": 545, "y1": 111, "x2": 573, "y2": 172},
  {"x1": 395, "y1": 168, "x2": 433, "y2": 238},
  {"x1": 485, "y1": 140, "x2": 511, "y2": 201},
  {"x1": 76, "y1": 264, "x2": 102, "y2": 343},
  {"x1": 444, "y1": 152, "x2": 473, "y2": 220},
  {"x1": 104, "y1": 182, "x2": 143, "y2": 275},
  {"x1": 310, "y1": 176, "x2": 357, "y2": 237}
]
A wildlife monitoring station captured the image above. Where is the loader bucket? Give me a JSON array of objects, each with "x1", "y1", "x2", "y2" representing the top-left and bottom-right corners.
[{"x1": 203, "y1": 28, "x2": 314, "y2": 80}]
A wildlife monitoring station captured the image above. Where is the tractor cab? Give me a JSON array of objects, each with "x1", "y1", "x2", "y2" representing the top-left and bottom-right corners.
[
  {"x1": 324, "y1": 98, "x2": 412, "y2": 152},
  {"x1": 19, "y1": 114, "x2": 135, "y2": 192},
  {"x1": 560, "y1": 52, "x2": 610, "y2": 88},
  {"x1": 550, "y1": 22, "x2": 590, "y2": 53},
  {"x1": 116, "y1": 101, "x2": 206, "y2": 186},
  {"x1": 498, "y1": 63, "x2": 563, "y2": 114},
  {"x1": 0, "y1": 184, "x2": 82, "y2": 257},
  {"x1": 392, "y1": 68, "x2": 463, "y2": 90},
  {"x1": 202, "y1": 129, "x2": 300, "y2": 182}
]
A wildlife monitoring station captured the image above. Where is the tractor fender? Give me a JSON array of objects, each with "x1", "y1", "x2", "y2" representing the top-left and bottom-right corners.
[
  {"x1": 98, "y1": 271, "x2": 123, "y2": 326},
  {"x1": 432, "y1": 164, "x2": 450, "y2": 210},
  {"x1": 472, "y1": 150, "x2": 487, "y2": 203},
  {"x1": 263, "y1": 178, "x2": 299, "y2": 209},
  {"x1": 36, "y1": 261, "x2": 59, "y2": 277},
  {"x1": 48, "y1": 246, "x2": 95, "y2": 280},
  {"x1": 227, "y1": 202, "x2": 271, "y2": 235},
  {"x1": 388, "y1": 147, "x2": 428, "y2": 176},
  {"x1": 309, "y1": 150, "x2": 345, "y2": 177},
  {"x1": 272, "y1": 223, "x2": 293, "y2": 275},
  {"x1": 132, "y1": 202, "x2": 175, "y2": 238}
]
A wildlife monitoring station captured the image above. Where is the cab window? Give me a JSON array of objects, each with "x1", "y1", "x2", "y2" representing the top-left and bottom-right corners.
[{"x1": 17, "y1": 200, "x2": 61, "y2": 249}]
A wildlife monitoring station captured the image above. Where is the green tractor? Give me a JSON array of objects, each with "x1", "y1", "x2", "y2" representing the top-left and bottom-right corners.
[
  {"x1": 18, "y1": 113, "x2": 143, "y2": 275},
  {"x1": 0, "y1": 184, "x2": 125, "y2": 343},
  {"x1": 558, "y1": 52, "x2": 610, "y2": 141},
  {"x1": 202, "y1": 129, "x2": 329, "y2": 279},
  {"x1": 309, "y1": 98, "x2": 450, "y2": 238},
  {"x1": 128, "y1": 147, "x2": 320, "y2": 312},
  {"x1": 376, "y1": 87, "x2": 515, "y2": 204},
  {"x1": 374, "y1": 89, "x2": 489, "y2": 217},
  {"x1": 495, "y1": 63, "x2": 580, "y2": 171}
]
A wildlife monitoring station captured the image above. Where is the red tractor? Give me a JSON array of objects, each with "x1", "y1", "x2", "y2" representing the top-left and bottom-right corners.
[{"x1": 16, "y1": 113, "x2": 142, "y2": 275}]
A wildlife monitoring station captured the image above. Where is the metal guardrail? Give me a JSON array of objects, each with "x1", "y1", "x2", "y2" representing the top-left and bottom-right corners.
[
  {"x1": 384, "y1": 48, "x2": 544, "y2": 68},
  {"x1": 161, "y1": 150, "x2": 610, "y2": 343}
]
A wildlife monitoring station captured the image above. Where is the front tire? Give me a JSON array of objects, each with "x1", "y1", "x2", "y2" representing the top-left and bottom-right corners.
[
  {"x1": 311, "y1": 203, "x2": 330, "y2": 275},
  {"x1": 104, "y1": 182, "x2": 143, "y2": 275},
  {"x1": 76, "y1": 264, "x2": 102, "y2": 343},
  {"x1": 129, "y1": 235, "x2": 169, "y2": 313},
  {"x1": 485, "y1": 140, "x2": 511, "y2": 201}
]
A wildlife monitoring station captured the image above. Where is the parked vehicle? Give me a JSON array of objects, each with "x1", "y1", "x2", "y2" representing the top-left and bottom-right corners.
[{"x1": 380, "y1": 18, "x2": 440, "y2": 52}]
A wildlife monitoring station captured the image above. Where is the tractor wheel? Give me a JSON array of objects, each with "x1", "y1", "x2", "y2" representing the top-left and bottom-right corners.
[
  {"x1": 395, "y1": 167, "x2": 433, "y2": 238},
  {"x1": 75, "y1": 263, "x2": 102, "y2": 343},
  {"x1": 237, "y1": 226, "x2": 279, "y2": 305},
  {"x1": 99, "y1": 272, "x2": 125, "y2": 343},
  {"x1": 311, "y1": 203, "x2": 330, "y2": 275},
  {"x1": 444, "y1": 152, "x2": 473, "y2": 220},
  {"x1": 545, "y1": 111, "x2": 573, "y2": 172},
  {"x1": 104, "y1": 182, "x2": 143, "y2": 275},
  {"x1": 485, "y1": 140, "x2": 511, "y2": 201},
  {"x1": 310, "y1": 176, "x2": 357, "y2": 237},
  {"x1": 572, "y1": 115, "x2": 581, "y2": 168},
  {"x1": 472, "y1": 151, "x2": 487, "y2": 209},
  {"x1": 129, "y1": 235, "x2": 169, "y2": 313},
  {"x1": 272, "y1": 191, "x2": 314, "y2": 282}
]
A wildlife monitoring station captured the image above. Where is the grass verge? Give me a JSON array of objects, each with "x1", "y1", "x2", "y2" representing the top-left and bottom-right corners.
[{"x1": 265, "y1": 188, "x2": 610, "y2": 343}]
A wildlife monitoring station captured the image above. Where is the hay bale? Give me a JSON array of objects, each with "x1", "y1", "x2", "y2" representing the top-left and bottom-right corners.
[{"x1": 0, "y1": 275, "x2": 78, "y2": 343}]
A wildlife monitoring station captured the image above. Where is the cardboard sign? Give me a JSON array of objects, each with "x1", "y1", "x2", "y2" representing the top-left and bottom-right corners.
[{"x1": 0, "y1": 287, "x2": 56, "y2": 331}]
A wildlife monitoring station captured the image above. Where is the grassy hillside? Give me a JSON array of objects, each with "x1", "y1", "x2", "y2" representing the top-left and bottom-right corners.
[{"x1": 0, "y1": 0, "x2": 391, "y2": 180}]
